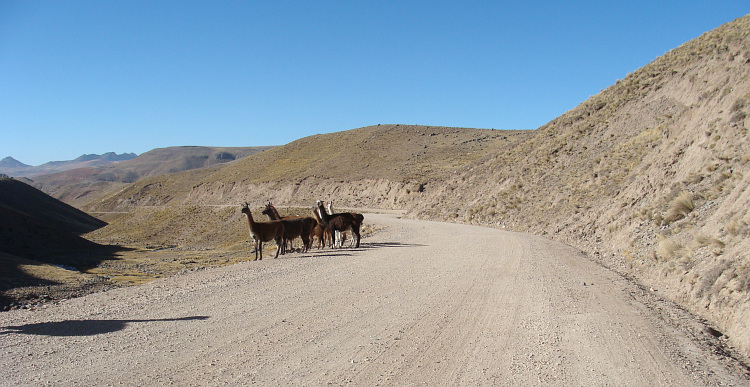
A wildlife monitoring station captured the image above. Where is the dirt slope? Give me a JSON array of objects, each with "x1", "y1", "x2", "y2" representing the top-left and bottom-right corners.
[
  {"x1": 82, "y1": 125, "x2": 528, "y2": 212},
  {"x1": 1, "y1": 215, "x2": 746, "y2": 385},
  {"x1": 409, "y1": 14, "x2": 750, "y2": 357}
]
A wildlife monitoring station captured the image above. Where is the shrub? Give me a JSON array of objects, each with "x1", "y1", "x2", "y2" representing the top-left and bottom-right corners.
[
  {"x1": 665, "y1": 191, "x2": 695, "y2": 222},
  {"x1": 656, "y1": 237, "x2": 681, "y2": 261}
]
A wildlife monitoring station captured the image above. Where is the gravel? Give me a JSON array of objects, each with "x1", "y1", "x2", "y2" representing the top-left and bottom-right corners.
[{"x1": 1, "y1": 214, "x2": 747, "y2": 385}]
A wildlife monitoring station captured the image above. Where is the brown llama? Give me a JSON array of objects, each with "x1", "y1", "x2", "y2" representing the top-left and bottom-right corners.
[
  {"x1": 311, "y1": 206, "x2": 332, "y2": 249},
  {"x1": 241, "y1": 203, "x2": 284, "y2": 260},
  {"x1": 261, "y1": 202, "x2": 315, "y2": 253},
  {"x1": 315, "y1": 200, "x2": 364, "y2": 248}
]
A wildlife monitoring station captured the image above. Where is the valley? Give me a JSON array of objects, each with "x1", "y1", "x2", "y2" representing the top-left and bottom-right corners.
[{"x1": 2, "y1": 13, "x2": 750, "y2": 383}]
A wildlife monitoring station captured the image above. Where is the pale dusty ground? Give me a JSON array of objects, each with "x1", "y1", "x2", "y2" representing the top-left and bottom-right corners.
[{"x1": 0, "y1": 214, "x2": 747, "y2": 386}]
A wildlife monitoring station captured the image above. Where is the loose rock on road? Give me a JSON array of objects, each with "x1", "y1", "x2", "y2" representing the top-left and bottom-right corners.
[{"x1": 1, "y1": 214, "x2": 747, "y2": 385}]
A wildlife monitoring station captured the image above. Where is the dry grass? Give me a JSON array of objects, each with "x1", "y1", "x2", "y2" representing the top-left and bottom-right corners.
[
  {"x1": 655, "y1": 236, "x2": 682, "y2": 261},
  {"x1": 665, "y1": 191, "x2": 696, "y2": 223}
]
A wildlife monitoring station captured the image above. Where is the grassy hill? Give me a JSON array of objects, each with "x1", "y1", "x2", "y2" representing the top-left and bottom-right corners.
[{"x1": 84, "y1": 125, "x2": 529, "y2": 212}]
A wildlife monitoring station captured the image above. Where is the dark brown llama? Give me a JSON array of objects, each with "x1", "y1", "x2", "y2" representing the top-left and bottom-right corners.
[
  {"x1": 315, "y1": 200, "x2": 363, "y2": 248},
  {"x1": 262, "y1": 202, "x2": 315, "y2": 253}
]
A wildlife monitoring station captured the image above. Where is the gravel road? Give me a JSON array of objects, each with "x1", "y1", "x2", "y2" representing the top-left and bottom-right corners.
[{"x1": 1, "y1": 214, "x2": 747, "y2": 385}]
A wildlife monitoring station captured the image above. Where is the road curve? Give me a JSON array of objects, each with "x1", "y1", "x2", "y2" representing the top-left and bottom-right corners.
[{"x1": 0, "y1": 214, "x2": 746, "y2": 385}]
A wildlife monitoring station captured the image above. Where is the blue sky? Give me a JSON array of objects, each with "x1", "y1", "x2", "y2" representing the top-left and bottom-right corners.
[{"x1": 1, "y1": 1, "x2": 748, "y2": 166}]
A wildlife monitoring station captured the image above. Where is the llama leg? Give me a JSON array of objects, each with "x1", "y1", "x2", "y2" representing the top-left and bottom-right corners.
[
  {"x1": 275, "y1": 236, "x2": 283, "y2": 258},
  {"x1": 352, "y1": 224, "x2": 361, "y2": 248}
]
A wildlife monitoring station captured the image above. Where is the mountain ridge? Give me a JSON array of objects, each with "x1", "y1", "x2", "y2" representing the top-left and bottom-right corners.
[
  {"x1": 0, "y1": 152, "x2": 137, "y2": 177},
  {"x1": 26, "y1": 145, "x2": 274, "y2": 207}
]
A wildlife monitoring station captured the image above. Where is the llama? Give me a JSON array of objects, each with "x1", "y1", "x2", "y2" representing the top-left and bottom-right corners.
[
  {"x1": 241, "y1": 202, "x2": 284, "y2": 260},
  {"x1": 262, "y1": 202, "x2": 315, "y2": 253},
  {"x1": 315, "y1": 200, "x2": 364, "y2": 248},
  {"x1": 311, "y1": 206, "x2": 332, "y2": 249},
  {"x1": 326, "y1": 201, "x2": 346, "y2": 247}
]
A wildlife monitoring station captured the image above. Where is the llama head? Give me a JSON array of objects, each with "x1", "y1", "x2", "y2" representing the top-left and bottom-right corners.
[{"x1": 261, "y1": 203, "x2": 273, "y2": 216}]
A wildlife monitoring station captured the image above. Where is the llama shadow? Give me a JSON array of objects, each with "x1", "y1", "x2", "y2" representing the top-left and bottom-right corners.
[
  {"x1": 294, "y1": 242, "x2": 426, "y2": 258},
  {"x1": 1, "y1": 316, "x2": 209, "y2": 337},
  {"x1": 360, "y1": 242, "x2": 426, "y2": 249}
]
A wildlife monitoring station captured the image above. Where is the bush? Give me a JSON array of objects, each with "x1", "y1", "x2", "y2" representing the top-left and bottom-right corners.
[{"x1": 665, "y1": 191, "x2": 695, "y2": 222}]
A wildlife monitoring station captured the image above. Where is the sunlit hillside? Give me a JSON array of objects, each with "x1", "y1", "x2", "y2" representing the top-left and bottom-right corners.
[{"x1": 410, "y1": 14, "x2": 750, "y2": 357}]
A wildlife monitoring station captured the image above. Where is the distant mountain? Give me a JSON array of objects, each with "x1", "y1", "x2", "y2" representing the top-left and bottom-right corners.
[
  {"x1": 0, "y1": 157, "x2": 30, "y2": 169},
  {"x1": 29, "y1": 146, "x2": 273, "y2": 207},
  {"x1": 0, "y1": 152, "x2": 137, "y2": 178},
  {"x1": 75, "y1": 152, "x2": 137, "y2": 163}
]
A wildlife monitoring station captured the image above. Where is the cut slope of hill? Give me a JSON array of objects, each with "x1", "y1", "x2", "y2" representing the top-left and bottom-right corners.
[{"x1": 85, "y1": 125, "x2": 529, "y2": 211}]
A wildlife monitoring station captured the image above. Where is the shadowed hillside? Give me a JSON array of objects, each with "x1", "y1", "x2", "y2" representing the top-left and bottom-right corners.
[
  {"x1": 0, "y1": 178, "x2": 124, "y2": 310},
  {"x1": 0, "y1": 177, "x2": 106, "y2": 236}
]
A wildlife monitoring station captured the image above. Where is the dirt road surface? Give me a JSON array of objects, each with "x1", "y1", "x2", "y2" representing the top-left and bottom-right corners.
[{"x1": 1, "y1": 214, "x2": 747, "y2": 385}]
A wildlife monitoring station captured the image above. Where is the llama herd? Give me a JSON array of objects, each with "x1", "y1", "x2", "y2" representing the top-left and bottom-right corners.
[{"x1": 240, "y1": 200, "x2": 364, "y2": 260}]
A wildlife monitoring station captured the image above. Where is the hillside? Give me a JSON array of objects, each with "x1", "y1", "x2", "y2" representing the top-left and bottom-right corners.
[
  {"x1": 0, "y1": 178, "x2": 123, "y2": 310},
  {"x1": 410, "y1": 14, "x2": 750, "y2": 357},
  {"x1": 84, "y1": 125, "x2": 529, "y2": 212},
  {"x1": 81, "y1": 15, "x2": 750, "y2": 358},
  {"x1": 30, "y1": 146, "x2": 273, "y2": 207}
]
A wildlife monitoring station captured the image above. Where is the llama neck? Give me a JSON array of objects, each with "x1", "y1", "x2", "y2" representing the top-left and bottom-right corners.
[
  {"x1": 244, "y1": 211, "x2": 257, "y2": 230},
  {"x1": 317, "y1": 204, "x2": 331, "y2": 226},
  {"x1": 271, "y1": 207, "x2": 282, "y2": 220}
]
